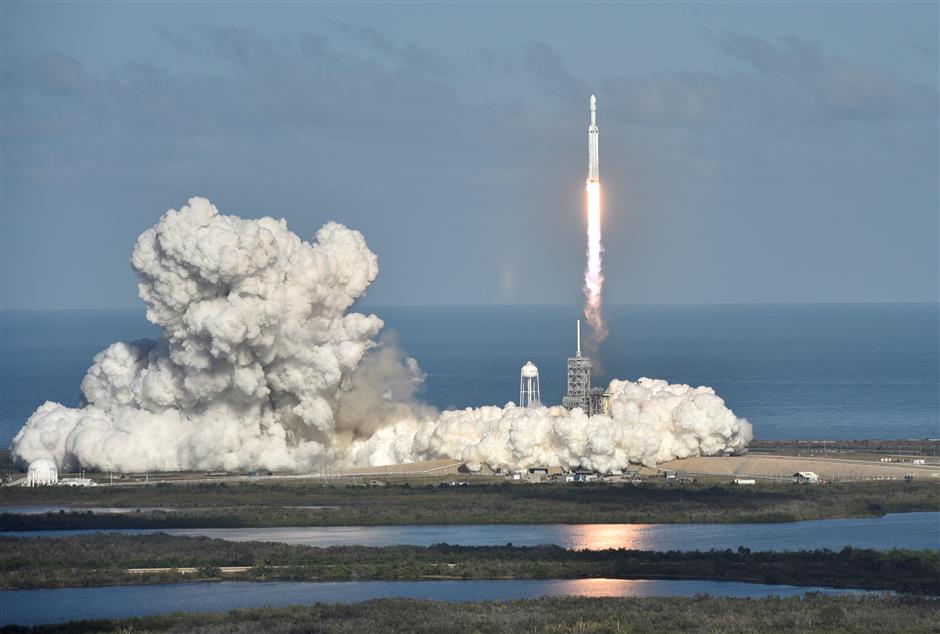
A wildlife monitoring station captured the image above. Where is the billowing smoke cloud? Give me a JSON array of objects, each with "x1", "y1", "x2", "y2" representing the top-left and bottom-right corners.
[
  {"x1": 353, "y1": 378, "x2": 752, "y2": 473},
  {"x1": 11, "y1": 199, "x2": 751, "y2": 473}
]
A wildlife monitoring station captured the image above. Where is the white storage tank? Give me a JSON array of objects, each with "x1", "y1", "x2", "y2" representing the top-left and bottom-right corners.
[
  {"x1": 25, "y1": 458, "x2": 58, "y2": 486},
  {"x1": 519, "y1": 361, "x2": 540, "y2": 408}
]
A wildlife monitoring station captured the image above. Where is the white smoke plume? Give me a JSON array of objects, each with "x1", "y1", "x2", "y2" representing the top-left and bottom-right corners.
[
  {"x1": 11, "y1": 198, "x2": 752, "y2": 473},
  {"x1": 353, "y1": 378, "x2": 752, "y2": 473}
]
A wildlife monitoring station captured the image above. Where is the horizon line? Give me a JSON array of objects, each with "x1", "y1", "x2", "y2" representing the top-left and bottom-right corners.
[{"x1": 1, "y1": 300, "x2": 938, "y2": 313}]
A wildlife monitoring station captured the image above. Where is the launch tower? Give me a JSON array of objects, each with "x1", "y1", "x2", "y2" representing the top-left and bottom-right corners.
[
  {"x1": 561, "y1": 320, "x2": 610, "y2": 416},
  {"x1": 562, "y1": 320, "x2": 592, "y2": 411}
]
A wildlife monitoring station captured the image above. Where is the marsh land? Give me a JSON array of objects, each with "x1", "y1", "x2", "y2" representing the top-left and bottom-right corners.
[
  {"x1": 3, "y1": 479, "x2": 938, "y2": 529},
  {"x1": 2, "y1": 595, "x2": 938, "y2": 634},
  {"x1": 1, "y1": 533, "x2": 936, "y2": 594}
]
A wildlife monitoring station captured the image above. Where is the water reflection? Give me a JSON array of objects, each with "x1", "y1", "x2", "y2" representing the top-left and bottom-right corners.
[
  {"x1": 3, "y1": 513, "x2": 937, "y2": 551},
  {"x1": 158, "y1": 524, "x2": 659, "y2": 550},
  {"x1": 549, "y1": 578, "x2": 657, "y2": 597},
  {"x1": 564, "y1": 524, "x2": 651, "y2": 550}
]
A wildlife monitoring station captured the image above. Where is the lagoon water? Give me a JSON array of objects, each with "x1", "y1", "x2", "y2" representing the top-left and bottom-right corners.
[
  {"x1": 5, "y1": 512, "x2": 938, "y2": 551},
  {"x1": 2, "y1": 304, "x2": 938, "y2": 447},
  {"x1": 0, "y1": 579, "x2": 890, "y2": 626}
]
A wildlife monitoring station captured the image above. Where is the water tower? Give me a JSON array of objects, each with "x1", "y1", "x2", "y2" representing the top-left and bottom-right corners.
[{"x1": 519, "y1": 361, "x2": 541, "y2": 408}]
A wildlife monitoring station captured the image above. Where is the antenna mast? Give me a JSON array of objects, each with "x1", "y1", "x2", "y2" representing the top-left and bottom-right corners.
[{"x1": 576, "y1": 319, "x2": 581, "y2": 357}]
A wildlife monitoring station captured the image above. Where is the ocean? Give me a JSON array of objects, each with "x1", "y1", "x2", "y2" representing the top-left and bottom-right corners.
[{"x1": 1, "y1": 304, "x2": 937, "y2": 448}]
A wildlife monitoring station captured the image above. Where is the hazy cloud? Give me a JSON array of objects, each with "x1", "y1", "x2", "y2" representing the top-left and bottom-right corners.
[
  {"x1": 912, "y1": 42, "x2": 937, "y2": 58},
  {"x1": 602, "y1": 72, "x2": 728, "y2": 127},
  {"x1": 566, "y1": 32, "x2": 940, "y2": 128},
  {"x1": 336, "y1": 21, "x2": 452, "y2": 76},
  {"x1": 712, "y1": 31, "x2": 937, "y2": 121},
  {"x1": 156, "y1": 27, "x2": 195, "y2": 55},
  {"x1": 203, "y1": 26, "x2": 284, "y2": 71},
  {"x1": 479, "y1": 46, "x2": 517, "y2": 74},
  {"x1": 714, "y1": 31, "x2": 824, "y2": 74}
]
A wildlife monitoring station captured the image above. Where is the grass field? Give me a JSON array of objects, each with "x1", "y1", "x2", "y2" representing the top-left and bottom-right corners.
[
  {"x1": 2, "y1": 479, "x2": 938, "y2": 529},
  {"x1": 2, "y1": 595, "x2": 938, "y2": 633}
]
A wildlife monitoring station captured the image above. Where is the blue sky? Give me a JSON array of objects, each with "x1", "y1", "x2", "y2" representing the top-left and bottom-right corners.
[{"x1": 2, "y1": 1, "x2": 937, "y2": 309}]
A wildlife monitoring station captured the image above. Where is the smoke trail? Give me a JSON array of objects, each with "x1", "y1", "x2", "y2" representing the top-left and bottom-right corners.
[
  {"x1": 10, "y1": 198, "x2": 751, "y2": 474},
  {"x1": 583, "y1": 180, "x2": 607, "y2": 346}
]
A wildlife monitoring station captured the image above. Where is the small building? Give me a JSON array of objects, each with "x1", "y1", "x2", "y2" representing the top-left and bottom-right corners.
[
  {"x1": 59, "y1": 477, "x2": 96, "y2": 487},
  {"x1": 526, "y1": 467, "x2": 549, "y2": 483},
  {"x1": 793, "y1": 471, "x2": 820, "y2": 484},
  {"x1": 573, "y1": 470, "x2": 598, "y2": 482},
  {"x1": 733, "y1": 478, "x2": 756, "y2": 485},
  {"x1": 24, "y1": 458, "x2": 58, "y2": 487}
]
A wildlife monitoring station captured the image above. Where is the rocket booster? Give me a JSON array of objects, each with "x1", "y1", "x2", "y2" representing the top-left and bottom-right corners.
[{"x1": 587, "y1": 94, "x2": 599, "y2": 183}]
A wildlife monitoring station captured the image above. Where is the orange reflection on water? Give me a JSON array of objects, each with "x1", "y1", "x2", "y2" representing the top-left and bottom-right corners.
[
  {"x1": 551, "y1": 578, "x2": 660, "y2": 598},
  {"x1": 566, "y1": 524, "x2": 654, "y2": 550}
]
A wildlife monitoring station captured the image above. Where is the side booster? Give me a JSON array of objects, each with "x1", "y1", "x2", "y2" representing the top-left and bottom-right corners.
[{"x1": 587, "y1": 94, "x2": 599, "y2": 184}]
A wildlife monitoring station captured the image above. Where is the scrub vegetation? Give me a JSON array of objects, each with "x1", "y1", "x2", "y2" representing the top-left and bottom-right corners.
[
  {"x1": 3, "y1": 595, "x2": 939, "y2": 634},
  {"x1": 749, "y1": 439, "x2": 940, "y2": 455},
  {"x1": 2, "y1": 479, "x2": 938, "y2": 529},
  {"x1": 1, "y1": 534, "x2": 937, "y2": 594}
]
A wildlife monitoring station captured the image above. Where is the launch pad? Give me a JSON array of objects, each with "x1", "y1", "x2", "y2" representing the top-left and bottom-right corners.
[{"x1": 561, "y1": 319, "x2": 610, "y2": 416}]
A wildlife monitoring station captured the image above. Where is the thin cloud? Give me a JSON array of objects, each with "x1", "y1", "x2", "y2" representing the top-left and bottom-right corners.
[
  {"x1": 156, "y1": 28, "x2": 195, "y2": 55},
  {"x1": 335, "y1": 21, "x2": 452, "y2": 77}
]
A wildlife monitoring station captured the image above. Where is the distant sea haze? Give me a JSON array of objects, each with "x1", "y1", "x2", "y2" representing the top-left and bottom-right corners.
[{"x1": 2, "y1": 304, "x2": 938, "y2": 448}]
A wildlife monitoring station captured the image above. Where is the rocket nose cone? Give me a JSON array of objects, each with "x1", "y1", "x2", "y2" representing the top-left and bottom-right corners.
[{"x1": 590, "y1": 94, "x2": 597, "y2": 108}]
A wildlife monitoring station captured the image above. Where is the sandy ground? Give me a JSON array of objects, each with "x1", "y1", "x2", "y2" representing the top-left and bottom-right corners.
[{"x1": 658, "y1": 454, "x2": 940, "y2": 480}]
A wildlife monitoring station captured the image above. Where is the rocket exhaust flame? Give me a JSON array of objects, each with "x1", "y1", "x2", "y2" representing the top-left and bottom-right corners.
[
  {"x1": 583, "y1": 95, "x2": 607, "y2": 349},
  {"x1": 584, "y1": 180, "x2": 606, "y2": 343}
]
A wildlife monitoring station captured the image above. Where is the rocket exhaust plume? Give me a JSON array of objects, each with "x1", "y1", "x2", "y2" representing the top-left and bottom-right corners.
[
  {"x1": 583, "y1": 94, "x2": 607, "y2": 349},
  {"x1": 10, "y1": 200, "x2": 751, "y2": 474}
]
